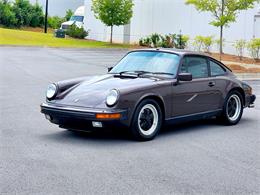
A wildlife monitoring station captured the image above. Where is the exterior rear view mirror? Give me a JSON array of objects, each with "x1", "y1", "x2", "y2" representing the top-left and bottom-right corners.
[{"x1": 178, "y1": 73, "x2": 192, "y2": 81}]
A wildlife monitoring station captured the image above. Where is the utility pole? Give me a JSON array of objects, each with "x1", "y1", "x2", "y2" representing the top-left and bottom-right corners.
[{"x1": 44, "y1": 0, "x2": 48, "y2": 33}]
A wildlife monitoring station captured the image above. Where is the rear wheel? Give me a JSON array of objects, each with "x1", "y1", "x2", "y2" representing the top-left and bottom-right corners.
[
  {"x1": 130, "y1": 99, "x2": 162, "y2": 141},
  {"x1": 219, "y1": 91, "x2": 243, "y2": 125}
]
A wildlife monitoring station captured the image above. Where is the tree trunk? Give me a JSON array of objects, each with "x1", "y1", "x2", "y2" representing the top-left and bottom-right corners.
[
  {"x1": 220, "y1": 25, "x2": 223, "y2": 54},
  {"x1": 219, "y1": 25, "x2": 223, "y2": 61},
  {"x1": 110, "y1": 25, "x2": 113, "y2": 44}
]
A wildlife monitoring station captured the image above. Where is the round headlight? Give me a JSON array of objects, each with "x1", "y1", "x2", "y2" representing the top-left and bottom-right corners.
[
  {"x1": 46, "y1": 83, "x2": 57, "y2": 99},
  {"x1": 106, "y1": 89, "x2": 119, "y2": 106}
]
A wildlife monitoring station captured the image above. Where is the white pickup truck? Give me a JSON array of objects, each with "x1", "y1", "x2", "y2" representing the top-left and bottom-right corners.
[{"x1": 61, "y1": 6, "x2": 85, "y2": 30}]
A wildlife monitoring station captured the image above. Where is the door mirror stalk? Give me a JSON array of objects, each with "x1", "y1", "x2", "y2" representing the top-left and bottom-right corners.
[{"x1": 107, "y1": 67, "x2": 113, "y2": 72}]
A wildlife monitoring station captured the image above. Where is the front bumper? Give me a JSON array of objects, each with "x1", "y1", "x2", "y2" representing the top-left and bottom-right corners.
[
  {"x1": 248, "y1": 94, "x2": 256, "y2": 108},
  {"x1": 40, "y1": 103, "x2": 128, "y2": 130}
]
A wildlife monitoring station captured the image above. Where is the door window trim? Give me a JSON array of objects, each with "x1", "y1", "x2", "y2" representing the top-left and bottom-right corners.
[
  {"x1": 208, "y1": 57, "x2": 228, "y2": 77},
  {"x1": 178, "y1": 54, "x2": 210, "y2": 80}
]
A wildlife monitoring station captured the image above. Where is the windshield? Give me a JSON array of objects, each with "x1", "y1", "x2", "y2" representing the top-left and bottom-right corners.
[
  {"x1": 70, "y1": 15, "x2": 84, "y2": 22},
  {"x1": 110, "y1": 51, "x2": 180, "y2": 75}
]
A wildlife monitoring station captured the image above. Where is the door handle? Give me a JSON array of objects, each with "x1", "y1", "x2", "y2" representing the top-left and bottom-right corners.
[{"x1": 208, "y1": 81, "x2": 215, "y2": 87}]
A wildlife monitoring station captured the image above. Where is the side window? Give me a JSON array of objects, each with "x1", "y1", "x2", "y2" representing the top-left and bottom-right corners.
[
  {"x1": 210, "y1": 60, "x2": 226, "y2": 76},
  {"x1": 181, "y1": 56, "x2": 208, "y2": 78}
]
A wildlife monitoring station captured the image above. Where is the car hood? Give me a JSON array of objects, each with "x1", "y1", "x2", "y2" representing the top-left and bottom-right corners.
[
  {"x1": 54, "y1": 74, "x2": 160, "y2": 108},
  {"x1": 62, "y1": 21, "x2": 75, "y2": 25},
  {"x1": 62, "y1": 21, "x2": 83, "y2": 26}
]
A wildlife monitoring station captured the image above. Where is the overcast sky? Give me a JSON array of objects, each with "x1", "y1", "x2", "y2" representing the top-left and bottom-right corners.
[{"x1": 29, "y1": 0, "x2": 84, "y2": 16}]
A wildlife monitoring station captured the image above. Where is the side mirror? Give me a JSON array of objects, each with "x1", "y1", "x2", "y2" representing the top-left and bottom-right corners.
[
  {"x1": 107, "y1": 67, "x2": 113, "y2": 72},
  {"x1": 178, "y1": 73, "x2": 192, "y2": 81}
]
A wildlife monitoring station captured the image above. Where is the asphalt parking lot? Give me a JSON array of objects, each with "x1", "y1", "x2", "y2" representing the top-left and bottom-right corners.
[{"x1": 0, "y1": 46, "x2": 260, "y2": 195}]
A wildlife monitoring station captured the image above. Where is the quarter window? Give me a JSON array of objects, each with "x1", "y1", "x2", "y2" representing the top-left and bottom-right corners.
[
  {"x1": 210, "y1": 60, "x2": 226, "y2": 76},
  {"x1": 181, "y1": 56, "x2": 208, "y2": 78}
]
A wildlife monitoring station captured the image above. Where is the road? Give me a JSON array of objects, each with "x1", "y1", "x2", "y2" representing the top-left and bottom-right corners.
[{"x1": 0, "y1": 47, "x2": 260, "y2": 195}]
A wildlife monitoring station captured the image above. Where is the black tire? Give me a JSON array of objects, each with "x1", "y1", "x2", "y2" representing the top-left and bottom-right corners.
[
  {"x1": 219, "y1": 91, "x2": 244, "y2": 125},
  {"x1": 130, "y1": 99, "x2": 163, "y2": 141}
]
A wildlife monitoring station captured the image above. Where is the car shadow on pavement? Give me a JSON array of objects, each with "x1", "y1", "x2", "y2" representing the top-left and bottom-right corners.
[
  {"x1": 42, "y1": 128, "x2": 134, "y2": 144},
  {"x1": 160, "y1": 116, "x2": 254, "y2": 138},
  {"x1": 161, "y1": 118, "x2": 220, "y2": 135},
  {"x1": 41, "y1": 117, "x2": 254, "y2": 143}
]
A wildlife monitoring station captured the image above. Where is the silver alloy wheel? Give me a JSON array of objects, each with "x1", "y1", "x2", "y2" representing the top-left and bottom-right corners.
[
  {"x1": 138, "y1": 104, "x2": 159, "y2": 136},
  {"x1": 226, "y1": 94, "x2": 242, "y2": 122}
]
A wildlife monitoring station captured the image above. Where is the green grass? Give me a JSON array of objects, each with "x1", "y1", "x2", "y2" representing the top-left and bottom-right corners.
[{"x1": 0, "y1": 28, "x2": 130, "y2": 48}]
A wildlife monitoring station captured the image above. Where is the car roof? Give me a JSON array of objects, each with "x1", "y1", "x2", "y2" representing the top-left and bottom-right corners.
[{"x1": 131, "y1": 48, "x2": 209, "y2": 57}]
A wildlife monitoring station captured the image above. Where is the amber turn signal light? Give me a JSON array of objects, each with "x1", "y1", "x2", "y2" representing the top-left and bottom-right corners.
[{"x1": 96, "y1": 113, "x2": 121, "y2": 119}]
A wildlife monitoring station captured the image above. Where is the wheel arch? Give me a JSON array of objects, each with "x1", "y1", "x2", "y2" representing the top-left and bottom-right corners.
[
  {"x1": 132, "y1": 95, "x2": 166, "y2": 121},
  {"x1": 229, "y1": 87, "x2": 245, "y2": 106}
]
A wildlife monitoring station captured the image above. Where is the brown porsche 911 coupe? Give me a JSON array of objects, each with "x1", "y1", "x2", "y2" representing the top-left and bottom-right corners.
[{"x1": 41, "y1": 49, "x2": 256, "y2": 141}]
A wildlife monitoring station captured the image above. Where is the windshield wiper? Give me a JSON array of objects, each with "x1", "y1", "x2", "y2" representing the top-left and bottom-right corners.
[
  {"x1": 135, "y1": 71, "x2": 174, "y2": 76},
  {"x1": 117, "y1": 71, "x2": 151, "y2": 77},
  {"x1": 115, "y1": 71, "x2": 174, "y2": 77},
  {"x1": 118, "y1": 71, "x2": 150, "y2": 75},
  {"x1": 134, "y1": 71, "x2": 153, "y2": 76},
  {"x1": 119, "y1": 71, "x2": 138, "y2": 76},
  {"x1": 113, "y1": 71, "x2": 139, "y2": 78}
]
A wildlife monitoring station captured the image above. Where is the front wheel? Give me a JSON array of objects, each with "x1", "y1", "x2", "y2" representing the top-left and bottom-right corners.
[
  {"x1": 219, "y1": 91, "x2": 243, "y2": 125},
  {"x1": 130, "y1": 99, "x2": 163, "y2": 141}
]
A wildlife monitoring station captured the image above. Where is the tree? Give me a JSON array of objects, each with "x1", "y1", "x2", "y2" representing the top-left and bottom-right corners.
[
  {"x1": 12, "y1": 0, "x2": 32, "y2": 27},
  {"x1": 233, "y1": 39, "x2": 247, "y2": 60},
  {"x1": 65, "y1": 9, "x2": 73, "y2": 21},
  {"x1": 193, "y1": 35, "x2": 214, "y2": 52},
  {"x1": 186, "y1": 0, "x2": 260, "y2": 55},
  {"x1": 48, "y1": 16, "x2": 65, "y2": 29},
  {"x1": 30, "y1": 2, "x2": 44, "y2": 27},
  {"x1": 247, "y1": 38, "x2": 260, "y2": 60},
  {"x1": 91, "y1": 0, "x2": 134, "y2": 44},
  {"x1": 0, "y1": 0, "x2": 17, "y2": 27}
]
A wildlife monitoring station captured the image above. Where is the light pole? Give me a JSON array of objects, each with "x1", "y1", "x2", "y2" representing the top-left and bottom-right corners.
[{"x1": 44, "y1": 0, "x2": 48, "y2": 33}]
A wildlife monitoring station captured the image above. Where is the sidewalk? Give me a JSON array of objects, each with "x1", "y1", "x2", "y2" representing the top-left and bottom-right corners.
[
  {"x1": 222, "y1": 61, "x2": 260, "y2": 69},
  {"x1": 235, "y1": 73, "x2": 260, "y2": 80}
]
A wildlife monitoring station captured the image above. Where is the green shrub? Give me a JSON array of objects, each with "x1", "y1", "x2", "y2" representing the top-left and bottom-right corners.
[
  {"x1": 202, "y1": 36, "x2": 214, "y2": 52},
  {"x1": 65, "y1": 9, "x2": 73, "y2": 21},
  {"x1": 139, "y1": 37, "x2": 152, "y2": 47},
  {"x1": 192, "y1": 36, "x2": 204, "y2": 51},
  {"x1": 174, "y1": 34, "x2": 189, "y2": 49},
  {"x1": 233, "y1": 39, "x2": 247, "y2": 60},
  {"x1": 66, "y1": 24, "x2": 88, "y2": 39},
  {"x1": 0, "y1": 0, "x2": 71, "y2": 29},
  {"x1": 29, "y1": 3, "x2": 44, "y2": 27},
  {"x1": 160, "y1": 34, "x2": 174, "y2": 48},
  {"x1": 12, "y1": 0, "x2": 32, "y2": 27},
  {"x1": 247, "y1": 38, "x2": 260, "y2": 60},
  {"x1": 139, "y1": 33, "x2": 189, "y2": 49},
  {"x1": 48, "y1": 9, "x2": 74, "y2": 29},
  {"x1": 150, "y1": 33, "x2": 161, "y2": 48},
  {"x1": 12, "y1": 0, "x2": 44, "y2": 27},
  {"x1": 193, "y1": 35, "x2": 214, "y2": 52},
  {"x1": 0, "y1": 1, "x2": 17, "y2": 27},
  {"x1": 47, "y1": 16, "x2": 65, "y2": 29},
  {"x1": 0, "y1": 0, "x2": 44, "y2": 27}
]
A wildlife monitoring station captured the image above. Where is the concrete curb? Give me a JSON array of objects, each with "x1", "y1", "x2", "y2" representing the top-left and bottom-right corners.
[{"x1": 0, "y1": 45, "x2": 130, "y2": 51}]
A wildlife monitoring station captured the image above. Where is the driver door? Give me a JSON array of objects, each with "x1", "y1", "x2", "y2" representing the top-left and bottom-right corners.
[{"x1": 171, "y1": 55, "x2": 220, "y2": 117}]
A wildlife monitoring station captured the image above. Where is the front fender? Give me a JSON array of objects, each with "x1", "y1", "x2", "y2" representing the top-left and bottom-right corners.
[{"x1": 115, "y1": 81, "x2": 173, "y2": 126}]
